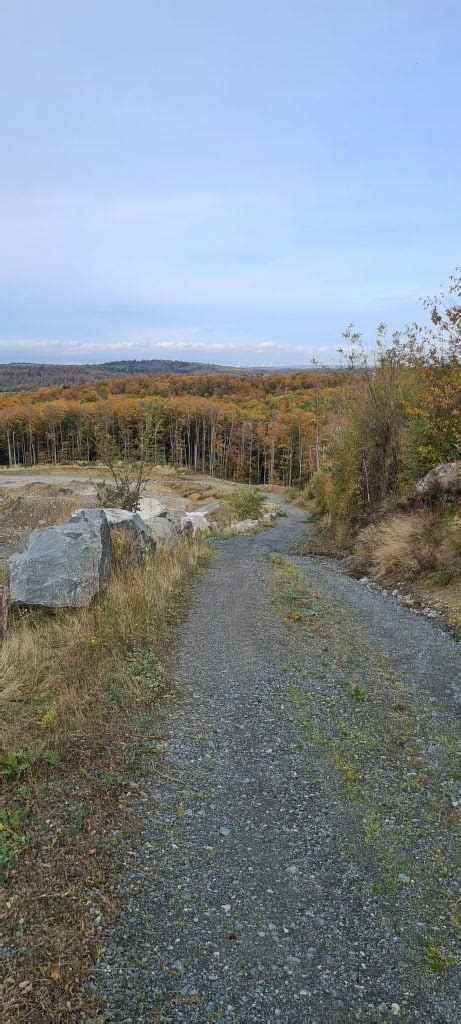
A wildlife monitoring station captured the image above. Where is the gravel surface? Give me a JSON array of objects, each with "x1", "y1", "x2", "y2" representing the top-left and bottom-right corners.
[{"x1": 93, "y1": 503, "x2": 460, "y2": 1023}]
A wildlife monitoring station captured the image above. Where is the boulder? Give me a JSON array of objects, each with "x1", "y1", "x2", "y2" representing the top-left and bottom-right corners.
[
  {"x1": 415, "y1": 461, "x2": 461, "y2": 498},
  {"x1": 146, "y1": 516, "x2": 180, "y2": 548},
  {"x1": 230, "y1": 519, "x2": 260, "y2": 534},
  {"x1": 165, "y1": 510, "x2": 182, "y2": 528},
  {"x1": 9, "y1": 508, "x2": 111, "y2": 608},
  {"x1": 137, "y1": 496, "x2": 168, "y2": 519},
  {"x1": 180, "y1": 511, "x2": 210, "y2": 534},
  {"x1": 102, "y1": 508, "x2": 152, "y2": 563},
  {"x1": 177, "y1": 515, "x2": 193, "y2": 536}
]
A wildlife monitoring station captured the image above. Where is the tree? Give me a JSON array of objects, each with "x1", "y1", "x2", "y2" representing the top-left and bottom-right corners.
[{"x1": 94, "y1": 427, "x2": 152, "y2": 511}]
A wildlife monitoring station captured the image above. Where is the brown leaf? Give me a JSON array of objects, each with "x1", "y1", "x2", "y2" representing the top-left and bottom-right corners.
[{"x1": 49, "y1": 964, "x2": 61, "y2": 982}]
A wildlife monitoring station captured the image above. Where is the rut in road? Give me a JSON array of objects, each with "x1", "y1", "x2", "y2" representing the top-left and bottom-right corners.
[{"x1": 93, "y1": 503, "x2": 460, "y2": 1023}]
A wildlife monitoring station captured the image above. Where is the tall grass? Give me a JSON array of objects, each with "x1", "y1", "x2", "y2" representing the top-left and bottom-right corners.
[
  {"x1": 1, "y1": 538, "x2": 209, "y2": 758},
  {"x1": 1, "y1": 537, "x2": 211, "y2": 1021}
]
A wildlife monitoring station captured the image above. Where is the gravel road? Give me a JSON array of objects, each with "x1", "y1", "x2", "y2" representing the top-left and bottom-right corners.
[{"x1": 93, "y1": 503, "x2": 460, "y2": 1023}]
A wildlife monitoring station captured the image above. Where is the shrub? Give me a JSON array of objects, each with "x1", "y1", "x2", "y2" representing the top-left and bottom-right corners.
[{"x1": 229, "y1": 486, "x2": 265, "y2": 521}]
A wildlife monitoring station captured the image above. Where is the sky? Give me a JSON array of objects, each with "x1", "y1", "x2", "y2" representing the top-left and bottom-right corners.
[{"x1": 0, "y1": 1, "x2": 459, "y2": 368}]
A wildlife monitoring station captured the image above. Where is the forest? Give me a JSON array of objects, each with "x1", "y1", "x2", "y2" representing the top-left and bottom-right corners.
[
  {"x1": 0, "y1": 356, "x2": 228, "y2": 392},
  {"x1": 0, "y1": 369, "x2": 338, "y2": 485},
  {"x1": 0, "y1": 277, "x2": 459, "y2": 538}
]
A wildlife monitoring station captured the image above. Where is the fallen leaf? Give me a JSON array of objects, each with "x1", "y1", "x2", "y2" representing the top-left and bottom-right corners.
[{"x1": 49, "y1": 964, "x2": 61, "y2": 982}]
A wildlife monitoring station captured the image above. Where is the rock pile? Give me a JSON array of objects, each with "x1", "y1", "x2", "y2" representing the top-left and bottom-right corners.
[
  {"x1": 7, "y1": 505, "x2": 180, "y2": 609},
  {"x1": 5, "y1": 494, "x2": 281, "y2": 615}
]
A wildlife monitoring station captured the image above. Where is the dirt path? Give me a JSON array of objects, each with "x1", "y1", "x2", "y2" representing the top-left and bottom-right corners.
[{"x1": 93, "y1": 504, "x2": 460, "y2": 1023}]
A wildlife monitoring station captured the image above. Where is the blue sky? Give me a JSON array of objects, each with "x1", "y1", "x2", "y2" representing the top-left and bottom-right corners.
[{"x1": 0, "y1": 1, "x2": 459, "y2": 367}]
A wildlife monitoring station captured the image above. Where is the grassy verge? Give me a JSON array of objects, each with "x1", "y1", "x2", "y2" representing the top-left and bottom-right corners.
[
  {"x1": 267, "y1": 555, "x2": 459, "y2": 978},
  {"x1": 291, "y1": 497, "x2": 461, "y2": 638},
  {"x1": 0, "y1": 538, "x2": 211, "y2": 1023}
]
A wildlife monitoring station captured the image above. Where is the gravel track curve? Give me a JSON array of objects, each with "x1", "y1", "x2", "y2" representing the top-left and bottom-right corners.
[{"x1": 93, "y1": 503, "x2": 460, "y2": 1023}]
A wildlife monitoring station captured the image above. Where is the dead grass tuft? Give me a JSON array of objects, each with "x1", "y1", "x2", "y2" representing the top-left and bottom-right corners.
[{"x1": 355, "y1": 509, "x2": 461, "y2": 586}]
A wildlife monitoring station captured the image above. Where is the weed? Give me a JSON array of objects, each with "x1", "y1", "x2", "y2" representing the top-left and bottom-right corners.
[
  {"x1": 349, "y1": 682, "x2": 368, "y2": 702},
  {"x1": 363, "y1": 811, "x2": 381, "y2": 843},
  {"x1": 42, "y1": 750, "x2": 61, "y2": 766},
  {"x1": 1, "y1": 749, "x2": 32, "y2": 782},
  {"x1": 424, "y1": 936, "x2": 456, "y2": 972},
  {"x1": 331, "y1": 751, "x2": 361, "y2": 787},
  {"x1": 0, "y1": 809, "x2": 26, "y2": 880},
  {"x1": 40, "y1": 704, "x2": 57, "y2": 728}
]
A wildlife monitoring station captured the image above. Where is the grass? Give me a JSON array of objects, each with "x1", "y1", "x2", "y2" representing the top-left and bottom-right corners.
[
  {"x1": 424, "y1": 936, "x2": 456, "y2": 972},
  {"x1": 267, "y1": 555, "x2": 460, "y2": 978},
  {"x1": 0, "y1": 536, "x2": 211, "y2": 1022}
]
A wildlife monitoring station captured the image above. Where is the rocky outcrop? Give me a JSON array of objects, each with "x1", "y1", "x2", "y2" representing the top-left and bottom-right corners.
[
  {"x1": 415, "y1": 461, "x2": 461, "y2": 498},
  {"x1": 103, "y1": 508, "x2": 152, "y2": 563},
  {"x1": 146, "y1": 516, "x2": 179, "y2": 548},
  {"x1": 9, "y1": 508, "x2": 111, "y2": 608}
]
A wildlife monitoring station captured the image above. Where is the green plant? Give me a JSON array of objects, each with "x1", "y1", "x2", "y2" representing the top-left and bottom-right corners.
[
  {"x1": 1, "y1": 749, "x2": 32, "y2": 782},
  {"x1": 229, "y1": 486, "x2": 265, "y2": 521},
  {"x1": 349, "y1": 682, "x2": 368, "y2": 702},
  {"x1": 43, "y1": 750, "x2": 61, "y2": 766},
  {"x1": 95, "y1": 425, "x2": 153, "y2": 511},
  {"x1": 424, "y1": 936, "x2": 456, "y2": 972},
  {"x1": 0, "y1": 809, "x2": 25, "y2": 879}
]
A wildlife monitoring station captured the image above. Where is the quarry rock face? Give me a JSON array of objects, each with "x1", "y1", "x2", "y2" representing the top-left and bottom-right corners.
[
  {"x1": 415, "y1": 461, "x2": 461, "y2": 498},
  {"x1": 9, "y1": 507, "x2": 111, "y2": 608},
  {"x1": 146, "y1": 516, "x2": 180, "y2": 548},
  {"x1": 102, "y1": 507, "x2": 152, "y2": 562}
]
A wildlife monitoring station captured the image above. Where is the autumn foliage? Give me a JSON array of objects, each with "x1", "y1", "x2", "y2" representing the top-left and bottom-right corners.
[
  {"x1": 0, "y1": 278, "x2": 459, "y2": 533},
  {"x1": 0, "y1": 370, "x2": 340, "y2": 486}
]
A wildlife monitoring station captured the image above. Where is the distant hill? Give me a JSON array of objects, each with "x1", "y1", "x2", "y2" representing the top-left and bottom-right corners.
[{"x1": 0, "y1": 358, "x2": 230, "y2": 392}]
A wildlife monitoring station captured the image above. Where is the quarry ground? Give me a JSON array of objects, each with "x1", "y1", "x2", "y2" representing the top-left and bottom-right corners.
[{"x1": 89, "y1": 501, "x2": 460, "y2": 1024}]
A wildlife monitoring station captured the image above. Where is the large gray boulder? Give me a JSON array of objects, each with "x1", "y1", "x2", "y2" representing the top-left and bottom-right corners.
[
  {"x1": 146, "y1": 516, "x2": 180, "y2": 548},
  {"x1": 9, "y1": 508, "x2": 111, "y2": 608},
  {"x1": 137, "y1": 496, "x2": 168, "y2": 519},
  {"x1": 180, "y1": 511, "x2": 210, "y2": 534},
  {"x1": 102, "y1": 508, "x2": 152, "y2": 563},
  {"x1": 415, "y1": 461, "x2": 461, "y2": 498}
]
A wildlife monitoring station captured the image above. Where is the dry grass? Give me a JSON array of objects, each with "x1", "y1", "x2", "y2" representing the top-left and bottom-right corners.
[
  {"x1": 0, "y1": 537, "x2": 210, "y2": 1023},
  {"x1": 355, "y1": 509, "x2": 461, "y2": 585},
  {"x1": 1, "y1": 540, "x2": 207, "y2": 753},
  {"x1": 354, "y1": 506, "x2": 461, "y2": 636}
]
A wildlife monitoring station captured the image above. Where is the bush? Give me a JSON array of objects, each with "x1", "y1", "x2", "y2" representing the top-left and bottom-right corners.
[{"x1": 229, "y1": 486, "x2": 265, "y2": 521}]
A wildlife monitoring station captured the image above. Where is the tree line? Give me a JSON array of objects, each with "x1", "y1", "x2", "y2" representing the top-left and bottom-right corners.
[
  {"x1": 0, "y1": 275, "x2": 458, "y2": 518},
  {"x1": 0, "y1": 371, "x2": 340, "y2": 485}
]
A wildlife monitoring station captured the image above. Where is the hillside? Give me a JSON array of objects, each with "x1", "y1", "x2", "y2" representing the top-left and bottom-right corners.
[{"x1": 0, "y1": 358, "x2": 230, "y2": 392}]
